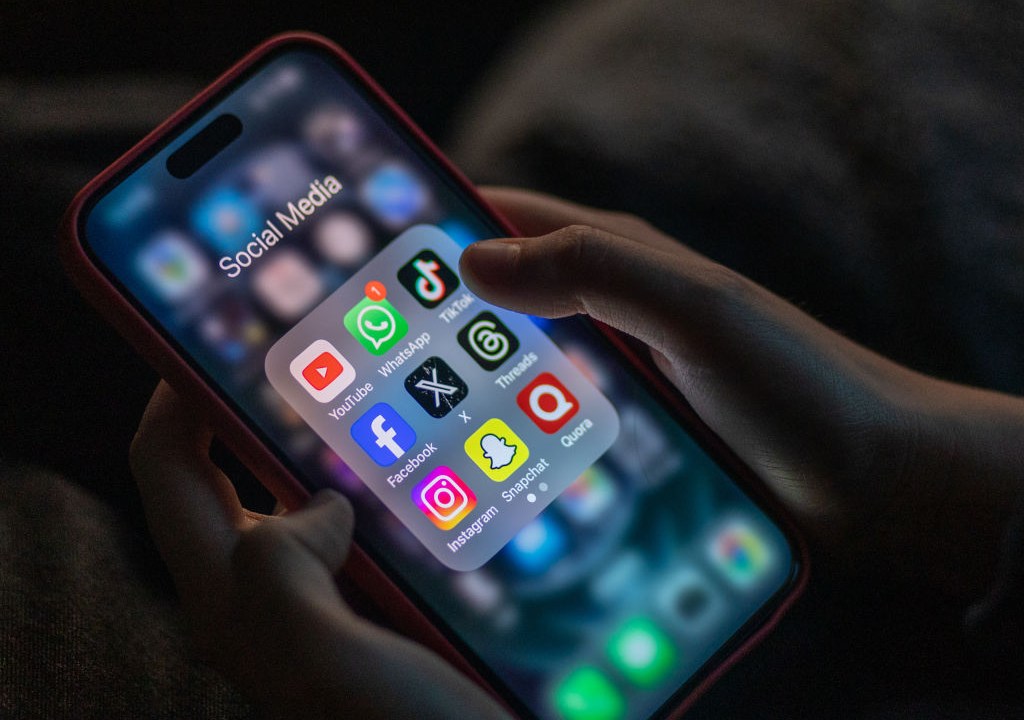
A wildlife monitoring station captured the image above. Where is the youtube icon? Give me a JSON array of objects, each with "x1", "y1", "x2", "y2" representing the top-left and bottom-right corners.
[
  {"x1": 303, "y1": 352, "x2": 343, "y2": 391},
  {"x1": 289, "y1": 339, "x2": 356, "y2": 403}
]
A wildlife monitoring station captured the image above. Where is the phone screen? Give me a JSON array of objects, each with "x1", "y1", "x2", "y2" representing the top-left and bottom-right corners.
[{"x1": 82, "y1": 44, "x2": 797, "y2": 720}]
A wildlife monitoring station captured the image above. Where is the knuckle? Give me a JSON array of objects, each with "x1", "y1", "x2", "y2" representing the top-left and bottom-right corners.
[{"x1": 549, "y1": 224, "x2": 600, "y2": 266}]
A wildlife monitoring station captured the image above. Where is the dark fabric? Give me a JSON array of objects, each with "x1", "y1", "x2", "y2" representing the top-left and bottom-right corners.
[{"x1": 0, "y1": 466, "x2": 253, "y2": 719}]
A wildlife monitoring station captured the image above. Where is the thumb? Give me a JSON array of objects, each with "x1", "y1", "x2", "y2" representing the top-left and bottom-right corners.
[{"x1": 232, "y1": 489, "x2": 355, "y2": 586}]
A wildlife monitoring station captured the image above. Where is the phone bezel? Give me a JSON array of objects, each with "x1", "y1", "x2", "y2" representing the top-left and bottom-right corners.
[{"x1": 59, "y1": 31, "x2": 810, "y2": 719}]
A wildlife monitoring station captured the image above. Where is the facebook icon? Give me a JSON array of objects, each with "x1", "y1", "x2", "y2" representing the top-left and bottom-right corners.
[{"x1": 350, "y1": 402, "x2": 417, "y2": 467}]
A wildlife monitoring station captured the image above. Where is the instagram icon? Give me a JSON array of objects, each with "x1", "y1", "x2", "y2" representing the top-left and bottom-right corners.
[{"x1": 413, "y1": 467, "x2": 476, "y2": 531}]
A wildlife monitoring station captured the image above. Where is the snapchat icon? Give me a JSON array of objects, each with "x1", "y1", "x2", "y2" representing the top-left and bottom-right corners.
[{"x1": 464, "y1": 418, "x2": 530, "y2": 482}]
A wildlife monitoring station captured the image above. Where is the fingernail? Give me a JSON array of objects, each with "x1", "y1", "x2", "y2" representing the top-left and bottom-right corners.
[{"x1": 463, "y1": 240, "x2": 519, "y2": 287}]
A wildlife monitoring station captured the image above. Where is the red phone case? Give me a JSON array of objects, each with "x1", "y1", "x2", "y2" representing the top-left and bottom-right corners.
[{"x1": 59, "y1": 31, "x2": 809, "y2": 719}]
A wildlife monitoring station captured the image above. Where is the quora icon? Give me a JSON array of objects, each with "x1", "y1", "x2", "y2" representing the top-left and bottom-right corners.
[{"x1": 517, "y1": 372, "x2": 579, "y2": 433}]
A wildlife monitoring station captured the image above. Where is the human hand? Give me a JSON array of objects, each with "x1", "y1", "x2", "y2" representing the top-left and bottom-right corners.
[
  {"x1": 463, "y1": 188, "x2": 1024, "y2": 601},
  {"x1": 130, "y1": 382, "x2": 509, "y2": 720}
]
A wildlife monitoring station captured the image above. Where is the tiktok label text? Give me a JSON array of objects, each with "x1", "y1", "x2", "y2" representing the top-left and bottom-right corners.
[{"x1": 438, "y1": 292, "x2": 474, "y2": 324}]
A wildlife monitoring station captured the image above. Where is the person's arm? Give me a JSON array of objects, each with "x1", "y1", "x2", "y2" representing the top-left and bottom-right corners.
[{"x1": 463, "y1": 188, "x2": 1024, "y2": 600}]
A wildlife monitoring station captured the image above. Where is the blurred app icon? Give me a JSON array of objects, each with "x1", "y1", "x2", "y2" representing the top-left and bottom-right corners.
[
  {"x1": 503, "y1": 514, "x2": 567, "y2": 575},
  {"x1": 563, "y1": 344, "x2": 608, "y2": 390},
  {"x1": 606, "y1": 616, "x2": 677, "y2": 688},
  {"x1": 609, "y1": 406, "x2": 684, "y2": 488},
  {"x1": 359, "y1": 163, "x2": 429, "y2": 229},
  {"x1": 319, "y1": 446, "x2": 366, "y2": 495},
  {"x1": 136, "y1": 230, "x2": 210, "y2": 303},
  {"x1": 251, "y1": 249, "x2": 324, "y2": 322},
  {"x1": 708, "y1": 519, "x2": 772, "y2": 590},
  {"x1": 656, "y1": 566, "x2": 724, "y2": 635},
  {"x1": 198, "y1": 295, "x2": 268, "y2": 364},
  {"x1": 557, "y1": 466, "x2": 616, "y2": 524},
  {"x1": 313, "y1": 211, "x2": 373, "y2": 267},
  {"x1": 552, "y1": 666, "x2": 625, "y2": 720},
  {"x1": 257, "y1": 382, "x2": 303, "y2": 429},
  {"x1": 590, "y1": 552, "x2": 644, "y2": 606},
  {"x1": 246, "y1": 144, "x2": 315, "y2": 204},
  {"x1": 304, "y1": 105, "x2": 365, "y2": 162},
  {"x1": 452, "y1": 570, "x2": 504, "y2": 615},
  {"x1": 191, "y1": 186, "x2": 261, "y2": 255},
  {"x1": 438, "y1": 218, "x2": 478, "y2": 247}
]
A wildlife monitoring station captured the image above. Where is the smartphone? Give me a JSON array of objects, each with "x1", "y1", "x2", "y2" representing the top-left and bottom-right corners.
[{"x1": 61, "y1": 32, "x2": 806, "y2": 719}]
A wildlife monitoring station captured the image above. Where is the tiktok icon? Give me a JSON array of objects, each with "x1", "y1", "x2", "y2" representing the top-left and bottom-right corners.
[{"x1": 397, "y1": 249, "x2": 459, "y2": 308}]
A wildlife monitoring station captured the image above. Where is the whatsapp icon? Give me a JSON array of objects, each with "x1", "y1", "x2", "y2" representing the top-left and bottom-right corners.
[{"x1": 344, "y1": 295, "x2": 408, "y2": 356}]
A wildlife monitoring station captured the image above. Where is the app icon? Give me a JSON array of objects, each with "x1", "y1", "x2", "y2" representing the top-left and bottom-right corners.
[
  {"x1": 313, "y1": 211, "x2": 373, "y2": 267},
  {"x1": 606, "y1": 617, "x2": 677, "y2": 688},
  {"x1": 397, "y1": 249, "x2": 459, "y2": 308},
  {"x1": 404, "y1": 356, "x2": 468, "y2": 418},
  {"x1": 465, "y1": 418, "x2": 529, "y2": 482},
  {"x1": 517, "y1": 372, "x2": 579, "y2": 434},
  {"x1": 252, "y1": 249, "x2": 324, "y2": 322},
  {"x1": 198, "y1": 295, "x2": 267, "y2": 364},
  {"x1": 438, "y1": 218, "x2": 479, "y2": 247},
  {"x1": 136, "y1": 230, "x2": 210, "y2": 303},
  {"x1": 351, "y1": 403, "x2": 417, "y2": 466},
  {"x1": 708, "y1": 520, "x2": 772, "y2": 589},
  {"x1": 304, "y1": 106, "x2": 366, "y2": 162},
  {"x1": 656, "y1": 567, "x2": 724, "y2": 636},
  {"x1": 344, "y1": 292, "x2": 408, "y2": 356},
  {"x1": 556, "y1": 466, "x2": 616, "y2": 524},
  {"x1": 289, "y1": 339, "x2": 356, "y2": 403},
  {"x1": 503, "y1": 514, "x2": 567, "y2": 575},
  {"x1": 552, "y1": 666, "x2": 625, "y2": 720},
  {"x1": 245, "y1": 145, "x2": 315, "y2": 204},
  {"x1": 191, "y1": 186, "x2": 261, "y2": 254},
  {"x1": 301, "y1": 348, "x2": 342, "y2": 389},
  {"x1": 412, "y1": 467, "x2": 477, "y2": 530},
  {"x1": 457, "y1": 311, "x2": 519, "y2": 370},
  {"x1": 359, "y1": 163, "x2": 429, "y2": 229}
]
